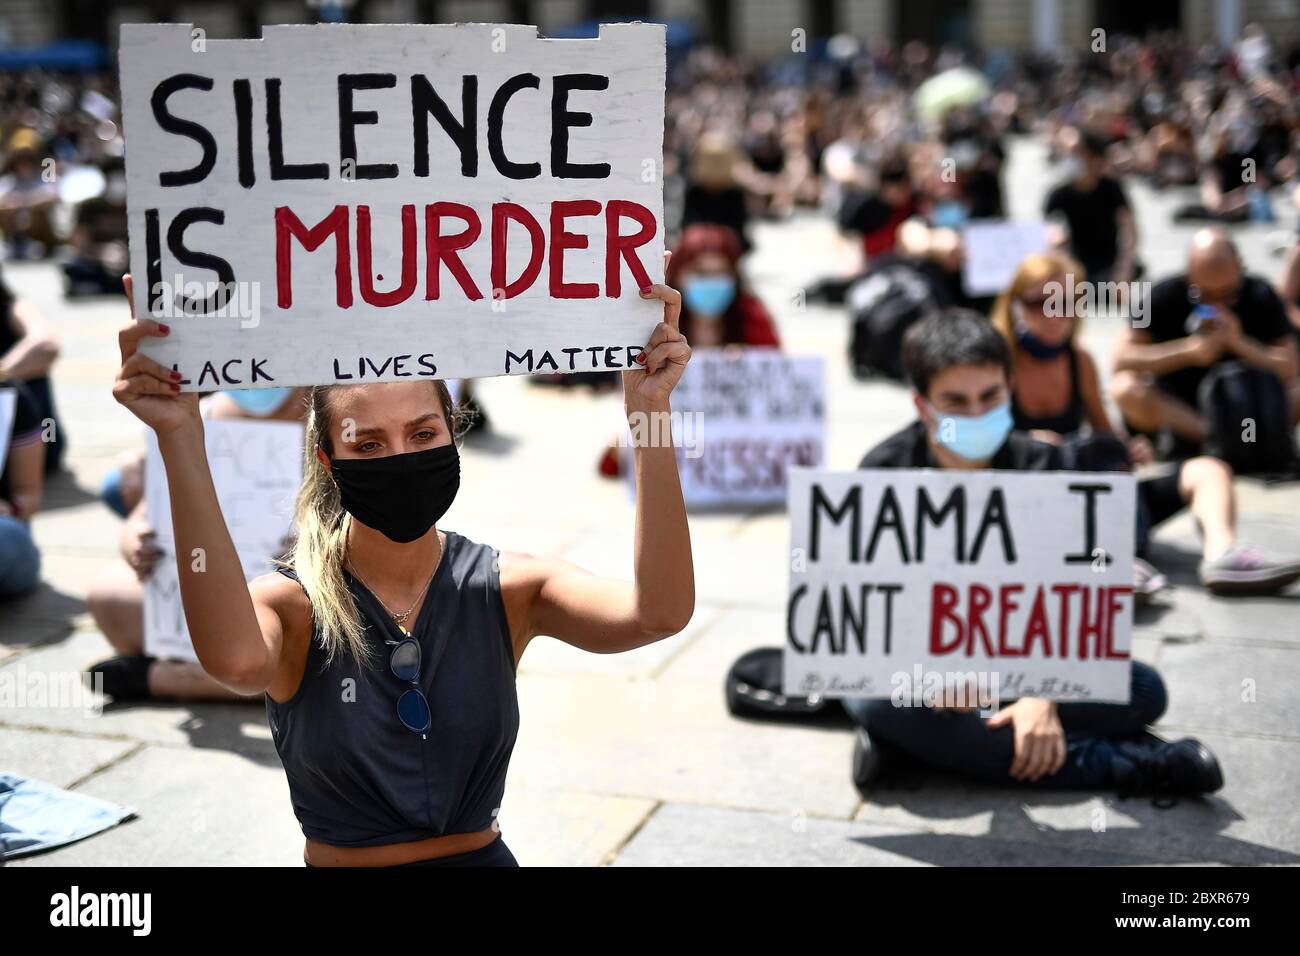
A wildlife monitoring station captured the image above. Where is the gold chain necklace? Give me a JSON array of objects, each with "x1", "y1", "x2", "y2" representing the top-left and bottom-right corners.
[{"x1": 347, "y1": 535, "x2": 443, "y2": 634}]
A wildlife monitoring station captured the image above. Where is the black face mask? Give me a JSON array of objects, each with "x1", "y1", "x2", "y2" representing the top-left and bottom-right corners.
[{"x1": 327, "y1": 443, "x2": 460, "y2": 544}]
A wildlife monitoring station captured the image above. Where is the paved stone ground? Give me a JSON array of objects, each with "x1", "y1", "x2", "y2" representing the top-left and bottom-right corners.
[{"x1": 3, "y1": 137, "x2": 1299, "y2": 866}]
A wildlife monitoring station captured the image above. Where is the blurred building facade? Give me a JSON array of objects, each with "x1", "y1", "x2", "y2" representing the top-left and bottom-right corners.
[{"x1": 2, "y1": 0, "x2": 1297, "y2": 54}]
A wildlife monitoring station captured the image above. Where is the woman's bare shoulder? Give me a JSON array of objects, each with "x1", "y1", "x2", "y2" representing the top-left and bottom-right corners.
[{"x1": 249, "y1": 569, "x2": 314, "y2": 628}]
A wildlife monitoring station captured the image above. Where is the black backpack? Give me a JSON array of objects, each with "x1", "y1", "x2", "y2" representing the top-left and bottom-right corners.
[
  {"x1": 846, "y1": 258, "x2": 944, "y2": 382},
  {"x1": 1198, "y1": 361, "x2": 1299, "y2": 477},
  {"x1": 725, "y1": 647, "x2": 845, "y2": 723}
]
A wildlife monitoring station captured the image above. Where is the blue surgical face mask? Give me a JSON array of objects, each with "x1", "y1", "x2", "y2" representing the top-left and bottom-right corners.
[
  {"x1": 930, "y1": 199, "x2": 969, "y2": 230},
  {"x1": 1013, "y1": 301, "x2": 1072, "y2": 360},
  {"x1": 683, "y1": 274, "x2": 736, "y2": 317},
  {"x1": 1015, "y1": 326, "x2": 1071, "y2": 360},
  {"x1": 928, "y1": 400, "x2": 1014, "y2": 462},
  {"x1": 225, "y1": 387, "x2": 293, "y2": 417}
]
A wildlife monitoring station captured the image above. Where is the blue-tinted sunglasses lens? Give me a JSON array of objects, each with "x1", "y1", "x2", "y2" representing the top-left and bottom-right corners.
[
  {"x1": 397, "y1": 689, "x2": 431, "y2": 734},
  {"x1": 391, "y1": 639, "x2": 420, "y2": 682}
]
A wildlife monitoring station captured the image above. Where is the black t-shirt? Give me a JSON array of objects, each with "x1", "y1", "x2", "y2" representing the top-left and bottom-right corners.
[
  {"x1": 1144, "y1": 273, "x2": 1293, "y2": 406},
  {"x1": 838, "y1": 190, "x2": 898, "y2": 235},
  {"x1": 858, "y1": 419, "x2": 1062, "y2": 471},
  {"x1": 1044, "y1": 175, "x2": 1130, "y2": 275},
  {"x1": 1, "y1": 380, "x2": 43, "y2": 506}
]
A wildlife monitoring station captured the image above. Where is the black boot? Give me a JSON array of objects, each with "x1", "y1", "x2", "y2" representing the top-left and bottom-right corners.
[
  {"x1": 85, "y1": 655, "x2": 156, "y2": 701},
  {"x1": 1113, "y1": 735, "x2": 1224, "y2": 796},
  {"x1": 852, "y1": 728, "x2": 911, "y2": 796}
]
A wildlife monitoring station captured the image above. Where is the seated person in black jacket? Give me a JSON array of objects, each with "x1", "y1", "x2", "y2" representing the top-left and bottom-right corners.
[
  {"x1": 1111, "y1": 229, "x2": 1298, "y2": 452},
  {"x1": 846, "y1": 310, "x2": 1223, "y2": 799}
]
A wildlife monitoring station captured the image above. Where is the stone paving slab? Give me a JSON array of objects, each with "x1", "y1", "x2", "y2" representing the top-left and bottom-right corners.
[
  {"x1": 498, "y1": 788, "x2": 656, "y2": 867},
  {"x1": 510, "y1": 671, "x2": 860, "y2": 819},
  {"x1": 853, "y1": 731, "x2": 1300, "y2": 865},
  {"x1": 9, "y1": 744, "x2": 300, "y2": 867},
  {"x1": 1157, "y1": 641, "x2": 1300, "y2": 739},
  {"x1": 610, "y1": 802, "x2": 1160, "y2": 866},
  {"x1": 0, "y1": 727, "x2": 137, "y2": 790}
]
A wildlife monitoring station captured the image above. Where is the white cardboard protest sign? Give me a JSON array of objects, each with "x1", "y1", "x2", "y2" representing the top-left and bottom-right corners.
[
  {"x1": 0, "y1": 388, "x2": 16, "y2": 478},
  {"x1": 785, "y1": 468, "x2": 1136, "y2": 703},
  {"x1": 119, "y1": 22, "x2": 666, "y2": 390},
  {"x1": 625, "y1": 349, "x2": 824, "y2": 508},
  {"x1": 961, "y1": 219, "x2": 1051, "y2": 296},
  {"x1": 143, "y1": 419, "x2": 303, "y2": 661}
]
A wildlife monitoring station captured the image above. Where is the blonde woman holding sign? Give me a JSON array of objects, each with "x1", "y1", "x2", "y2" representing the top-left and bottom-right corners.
[{"x1": 111, "y1": 272, "x2": 694, "y2": 867}]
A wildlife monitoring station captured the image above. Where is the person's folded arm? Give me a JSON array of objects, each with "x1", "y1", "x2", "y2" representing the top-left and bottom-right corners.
[
  {"x1": 0, "y1": 299, "x2": 60, "y2": 381},
  {"x1": 1112, "y1": 327, "x2": 1213, "y2": 375}
]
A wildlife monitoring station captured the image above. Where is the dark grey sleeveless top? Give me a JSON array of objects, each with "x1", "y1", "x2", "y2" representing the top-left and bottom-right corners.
[{"x1": 266, "y1": 531, "x2": 519, "y2": 848}]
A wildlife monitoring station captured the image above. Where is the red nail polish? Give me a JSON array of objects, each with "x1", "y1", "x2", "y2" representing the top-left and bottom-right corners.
[
  {"x1": 170, "y1": 383, "x2": 181, "y2": 392},
  {"x1": 635, "y1": 354, "x2": 646, "y2": 364},
  {"x1": 170, "y1": 370, "x2": 181, "y2": 381},
  {"x1": 158, "y1": 323, "x2": 171, "y2": 334}
]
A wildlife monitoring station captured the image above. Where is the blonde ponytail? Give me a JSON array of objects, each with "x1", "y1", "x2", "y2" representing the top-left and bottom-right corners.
[{"x1": 283, "y1": 381, "x2": 462, "y2": 668}]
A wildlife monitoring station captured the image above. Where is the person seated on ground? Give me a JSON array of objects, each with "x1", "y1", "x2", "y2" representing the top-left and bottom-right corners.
[
  {"x1": 86, "y1": 385, "x2": 309, "y2": 701},
  {"x1": 1111, "y1": 229, "x2": 1300, "y2": 456},
  {"x1": 0, "y1": 265, "x2": 64, "y2": 473},
  {"x1": 1172, "y1": 112, "x2": 1264, "y2": 224},
  {"x1": 1138, "y1": 111, "x2": 1199, "y2": 189},
  {"x1": 835, "y1": 147, "x2": 918, "y2": 266},
  {"x1": 0, "y1": 128, "x2": 58, "y2": 259},
  {"x1": 845, "y1": 310, "x2": 1224, "y2": 798},
  {"x1": 681, "y1": 131, "x2": 754, "y2": 253},
  {"x1": 61, "y1": 156, "x2": 129, "y2": 298},
  {"x1": 994, "y1": 252, "x2": 1300, "y2": 595},
  {"x1": 1044, "y1": 128, "x2": 1139, "y2": 284},
  {"x1": 99, "y1": 385, "x2": 309, "y2": 518},
  {"x1": 938, "y1": 107, "x2": 1005, "y2": 221},
  {"x1": 666, "y1": 223, "x2": 779, "y2": 349},
  {"x1": 598, "y1": 228, "x2": 779, "y2": 477},
  {"x1": 891, "y1": 142, "x2": 993, "y2": 313},
  {"x1": 0, "y1": 379, "x2": 46, "y2": 601}
]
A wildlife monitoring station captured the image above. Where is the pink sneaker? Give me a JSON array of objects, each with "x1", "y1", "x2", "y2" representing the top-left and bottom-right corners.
[{"x1": 1199, "y1": 546, "x2": 1300, "y2": 595}]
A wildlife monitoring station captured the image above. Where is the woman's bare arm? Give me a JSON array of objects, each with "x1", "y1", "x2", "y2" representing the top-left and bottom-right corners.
[
  {"x1": 501, "y1": 281, "x2": 695, "y2": 659},
  {"x1": 112, "y1": 275, "x2": 291, "y2": 695}
]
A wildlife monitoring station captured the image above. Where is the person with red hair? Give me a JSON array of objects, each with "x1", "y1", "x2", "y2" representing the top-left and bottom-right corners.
[
  {"x1": 666, "y1": 224, "x2": 780, "y2": 348},
  {"x1": 597, "y1": 225, "x2": 780, "y2": 477}
]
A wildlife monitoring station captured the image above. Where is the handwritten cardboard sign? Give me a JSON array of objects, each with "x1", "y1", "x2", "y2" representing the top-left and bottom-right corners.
[
  {"x1": 119, "y1": 22, "x2": 666, "y2": 390},
  {"x1": 961, "y1": 219, "x2": 1051, "y2": 296},
  {"x1": 625, "y1": 349, "x2": 824, "y2": 508},
  {"x1": 785, "y1": 469, "x2": 1136, "y2": 702},
  {"x1": 143, "y1": 419, "x2": 303, "y2": 661},
  {"x1": 0, "y1": 388, "x2": 15, "y2": 477}
]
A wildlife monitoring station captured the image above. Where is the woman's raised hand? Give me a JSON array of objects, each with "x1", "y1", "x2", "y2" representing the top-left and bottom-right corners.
[
  {"x1": 624, "y1": 252, "x2": 691, "y2": 411},
  {"x1": 112, "y1": 274, "x2": 201, "y2": 435}
]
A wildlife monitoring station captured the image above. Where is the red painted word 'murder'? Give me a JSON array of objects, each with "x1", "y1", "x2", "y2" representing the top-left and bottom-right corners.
[{"x1": 275, "y1": 200, "x2": 656, "y2": 308}]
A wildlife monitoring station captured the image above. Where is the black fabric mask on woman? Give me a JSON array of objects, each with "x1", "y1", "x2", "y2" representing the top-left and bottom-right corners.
[{"x1": 327, "y1": 443, "x2": 460, "y2": 544}]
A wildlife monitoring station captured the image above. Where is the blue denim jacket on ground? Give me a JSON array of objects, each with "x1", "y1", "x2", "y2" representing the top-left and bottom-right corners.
[{"x1": 0, "y1": 773, "x2": 135, "y2": 858}]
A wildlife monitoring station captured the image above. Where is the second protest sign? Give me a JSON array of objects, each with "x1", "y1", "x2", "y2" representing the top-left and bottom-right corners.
[{"x1": 785, "y1": 468, "x2": 1137, "y2": 703}]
